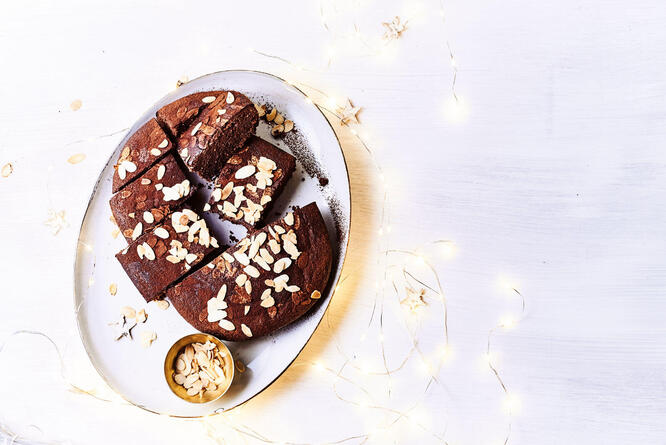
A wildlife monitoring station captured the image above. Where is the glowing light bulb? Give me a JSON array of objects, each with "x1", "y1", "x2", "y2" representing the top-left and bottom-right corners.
[
  {"x1": 443, "y1": 96, "x2": 469, "y2": 124},
  {"x1": 503, "y1": 393, "x2": 522, "y2": 414},
  {"x1": 500, "y1": 315, "x2": 516, "y2": 329},
  {"x1": 313, "y1": 361, "x2": 325, "y2": 372}
]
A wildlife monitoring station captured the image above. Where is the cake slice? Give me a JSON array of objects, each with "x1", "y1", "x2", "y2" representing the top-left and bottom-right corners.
[
  {"x1": 156, "y1": 91, "x2": 225, "y2": 139},
  {"x1": 110, "y1": 153, "x2": 193, "y2": 243},
  {"x1": 174, "y1": 91, "x2": 258, "y2": 181},
  {"x1": 112, "y1": 118, "x2": 172, "y2": 193},
  {"x1": 166, "y1": 202, "x2": 332, "y2": 341},
  {"x1": 206, "y1": 136, "x2": 296, "y2": 228},
  {"x1": 116, "y1": 209, "x2": 220, "y2": 302}
]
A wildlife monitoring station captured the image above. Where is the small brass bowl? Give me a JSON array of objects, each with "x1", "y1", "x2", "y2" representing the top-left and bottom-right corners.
[{"x1": 164, "y1": 333, "x2": 235, "y2": 404}]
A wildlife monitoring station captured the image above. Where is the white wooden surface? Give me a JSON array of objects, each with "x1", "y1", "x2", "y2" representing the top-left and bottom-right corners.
[{"x1": 2, "y1": 1, "x2": 666, "y2": 444}]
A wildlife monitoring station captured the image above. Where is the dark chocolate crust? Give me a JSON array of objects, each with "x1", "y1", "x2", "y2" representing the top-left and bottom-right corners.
[
  {"x1": 166, "y1": 202, "x2": 332, "y2": 341},
  {"x1": 116, "y1": 209, "x2": 220, "y2": 302},
  {"x1": 110, "y1": 153, "x2": 193, "y2": 243},
  {"x1": 206, "y1": 136, "x2": 295, "y2": 228},
  {"x1": 155, "y1": 91, "x2": 225, "y2": 139},
  {"x1": 112, "y1": 119, "x2": 172, "y2": 193},
  {"x1": 176, "y1": 91, "x2": 258, "y2": 181}
]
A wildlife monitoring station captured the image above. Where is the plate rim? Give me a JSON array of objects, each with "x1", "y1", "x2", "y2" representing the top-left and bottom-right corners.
[{"x1": 72, "y1": 68, "x2": 352, "y2": 418}]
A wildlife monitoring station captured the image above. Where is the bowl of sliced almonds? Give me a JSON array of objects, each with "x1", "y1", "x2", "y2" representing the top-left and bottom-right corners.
[{"x1": 164, "y1": 333, "x2": 235, "y2": 403}]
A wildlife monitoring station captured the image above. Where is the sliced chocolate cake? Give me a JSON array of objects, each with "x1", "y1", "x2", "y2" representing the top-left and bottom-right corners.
[
  {"x1": 156, "y1": 91, "x2": 225, "y2": 139},
  {"x1": 116, "y1": 209, "x2": 220, "y2": 302},
  {"x1": 173, "y1": 91, "x2": 258, "y2": 181},
  {"x1": 112, "y1": 118, "x2": 172, "y2": 193},
  {"x1": 205, "y1": 136, "x2": 295, "y2": 228},
  {"x1": 166, "y1": 202, "x2": 332, "y2": 341},
  {"x1": 110, "y1": 153, "x2": 194, "y2": 243}
]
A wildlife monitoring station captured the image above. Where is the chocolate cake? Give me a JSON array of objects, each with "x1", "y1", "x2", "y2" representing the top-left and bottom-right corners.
[
  {"x1": 170, "y1": 91, "x2": 258, "y2": 181},
  {"x1": 112, "y1": 118, "x2": 172, "y2": 193},
  {"x1": 116, "y1": 209, "x2": 220, "y2": 302},
  {"x1": 166, "y1": 202, "x2": 332, "y2": 341},
  {"x1": 156, "y1": 91, "x2": 225, "y2": 139},
  {"x1": 205, "y1": 136, "x2": 295, "y2": 228},
  {"x1": 110, "y1": 153, "x2": 194, "y2": 243}
]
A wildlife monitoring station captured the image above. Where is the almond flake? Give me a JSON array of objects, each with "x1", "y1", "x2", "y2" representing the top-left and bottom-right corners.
[
  {"x1": 109, "y1": 283, "x2": 118, "y2": 296},
  {"x1": 154, "y1": 227, "x2": 169, "y2": 239},
  {"x1": 157, "y1": 164, "x2": 165, "y2": 180},
  {"x1": 140, "y1": 330, "x2": 157, "y2": 348},
  {"x1": 283, "y1": 239, "x2": 300, "y2": 259},
  {"x1": 136, "y1": 309, "x2": 147, "y2": 323},
  {"x1": 1, "y1": 163, "x2": 13, "y2": 178},
  {"x1": 202, "y1": 95, "x2": 216, "y2": 103},
  {"x1": 284, "y1": 212, "x2": 294, "y2": 226},
  {"x1": 244, "y1": 280, "x2": 252, "y2": 294},
  {"x1": 219, "y1": 319, "x2": 235, "y2": 331},
  {"x1": 150, "y1": 148, "x2": 161, "y2": 156},
  {"x1": 158, "y1": 139, "x2": 169, "y2": 149},
  {"x1": 310, "y1": 290, "x2": 321, "y2": 299},
  {"x1": 67, "y1": 153, "x2": 86, "y2": 164},
  {"x1": 122, "y1": 160, "x2": 137, "y2": 172},
  {"x1": 260, "y1": 288, "x2": 272, "y2": 300},
  {"x1": 268, "y1": 239, "x2": 281, "y2": 254},
  {"x1": 143, "y1": 242, "x2": 155, "y2": 260},
  {"x1": 223, "y1": 252, "x2": 235, "y2": 263},
  {"x1": 156, "y1": 300, "x2": 170, "y2": 310},
  {"x1": 132, "y1": 222, "x2": 143, "y2": 240},
  {"x1": 236, "y1": 274, "x2": 248, "y2": 287},
  {"x1": 203, "y1": 203, "x2": 211, "y2": 212},
  {"x1": 244, "y1": 305, "x2": 250, "y2": 315},
  {"x1": 120, "y1": 306, "x2": 136, "y2": 318},
  {"x1": 221, "y1": 181, "x2": 234, "y2": 199},
  {"x1": 260, "y1": 297, "x2": 275, "y2": 308},
  {"x1": 243, "y1": 265, "x2": 260, "y2": 278},
  {"x1": 226, "y1": 92, "x2": 235, "y2": 104},
  {"x1": 273, "y1": 257, "x2": 292, "y2": 273},
  {"x1": 286, "y1": 285, "x2": 301, "y2": 292},
  {"x1": 235, "y1": 165, "x2": 256, "y2": 179},
  {"x1": 260, "y1": 195, "x2": 272, "y2": 206},
  {"x1": 217, "y1": 284, "x2": 228, "y2": 300},
  {"x1": 185, "y1": 253, "x2": 198, "y2": 264},
  {"x1": 143, "y1": 211, "x2": 154, "y2": 224},
  {"x1": 191, "y1": 122, "x2": 202, "y2": 136},
  {"x1": 241, "y1": 324, "x2": 253, "y2": 337},
  {"x1": 211, "y1": 188, "x2": 222, "y2": 202},
  {"x1": 141, "y1": 178, "x2": 152, "y2": 185}
]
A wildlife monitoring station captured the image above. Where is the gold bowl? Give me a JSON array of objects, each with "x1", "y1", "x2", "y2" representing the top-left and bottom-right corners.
[{"x1": 164, "y1": 333, "x2": 235, "y2": 404}]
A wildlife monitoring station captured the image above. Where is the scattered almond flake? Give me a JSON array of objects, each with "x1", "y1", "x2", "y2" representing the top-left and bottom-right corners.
[
  {"x1": 211, "y1": 188, "x2": 222, "y2": 202},
  {"x1": 260, "y1": 195, "x2": 272, "y2": 206},
  {"x1": 219, "y1": 319, "x2": 235, "y2": 331},
  {"x1": 67, "y1": 153, "x2": 86, "y2": 164},
  {"x1": 120, "y1": 306, "x2": 136, "y2": 319},
  {"x1": 132, "y1": 222, "x2": 143, "y2": 240},
  {"x1": 158, "y1": 138, "x2": 169, "y2": 149},
  {"x1": 154, "y1": 227, "x2": 169, "y2": 239},
  {"x1": 221, "y1": 181, "x2": 234, "y2": 200},
  {"x1": 241, "y1": 324, "x2": 253, "y2": 337},
  {"x1": 244, "y1": 305, "x2": 250, "y2": 315},
  {"x1": 268, "y1": 239, "x2": 281, "y2": 254},
  {"x1": 136, "y1": 308, "x2": 147, "y2": 323},
  {"x1": 260, "y1": 288, "x2": 272, "y2": 300},
  {"x1": 235, "y1": 165, "x2": 256, "y2": 179},
  {"x1": 217, "y1": 284, "x2": 228, "y2": 300},
  {"x1": 243, "y1": 265, "x2": 260, "y2": 278},
  {"x1": 1, "y1": 163, "x2": 13, "y2": 178},
  {"x1": 284, "y1": 120, "x2": 294, "y2": 132},
  {"x1": 121, "y1": 160, "x2": 136, "y2": 173},
  {"x1": 155, "y1": 183, "x2": 163, "y2": 191},
  {"x1": 273, "y1": 257, "x2": 292, "y2": 273},
  {"x1": 203, "y1": 203, "x2": 211, "y2": 212},
  {"x1": 143, "y1": 211, "x2": 155, "y2": 224},
  {"x1": 222, "y1": 252, "x2": 235, "y2": 263},
  {"x1": 157, "y1": 164, "x2": 165, "y2": 180},
  {"x1": 109, "y1": 283, "x2": 118, "y2": 296},
  {"x1": 202, "y1": 95, "x2": 216, "y2": 103},
  {"x1": 44, "y1": 209, "x2": 68, "y2": 235},
  {"x1": 141, "y1": 178, "x2": 152, "y2": 185},
  {"x1": 111, "y1": 227, "x2": 120, "y2": 239},
  {"x1": 260, "y1": 297, "x2": 275, "y2": 308},
  {"x1": 150, "y1": 148, "x2": 161, "y2": 156},
  {"x1": 191, "y1": 122, "x2": 203, "y2": 136},
  {"x1": 185, "y1": 253, "x2": 198, "y2": 264},
  {"x1": 286, "y1": 285, "x2": 301, "y2": 292},
  {"x1": 140, "y1": 330, "x2": 157, "y2": 348},
  {"x1": 311, "y1": 290, "x2": 321, "y2": 299},
  {"x1": 156, "y1": 300, "x2": 170, "y2": 310},
  {"x1": 69, "y1": 99, "x2": 82, "y2": 111},
  {"x1": 284, "y1": 212, "x2": 294, "y2": 226},
  {"x1": 143, "y1": 242, "x2": 155, "y2": 260},
  {"x1": 283, "y1": 239, "x2": 300, "y2": 259},
  {"x1": 236, "y1": 274, "x2": 248, "y2": 287},
  {"x1": 226, "y1": 92, "x2": 235, "y2": 104}
]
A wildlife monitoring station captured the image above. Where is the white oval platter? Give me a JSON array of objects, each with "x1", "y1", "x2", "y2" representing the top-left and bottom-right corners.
[{"x1": 73, "y1": 70, "x2": 350, "y2": 417}]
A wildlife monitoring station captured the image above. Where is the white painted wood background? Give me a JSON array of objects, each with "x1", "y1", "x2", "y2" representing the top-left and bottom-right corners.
[{"x1": 2, "y1": 0, "x2": 666, "y2": 444}]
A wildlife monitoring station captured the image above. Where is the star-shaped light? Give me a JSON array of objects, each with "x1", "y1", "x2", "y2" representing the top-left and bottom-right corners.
[
  {"x1": 382, "y1": 16, "x2": 408, "y2": 41},
  {"x1": 336, "y1": 99, "x2": 361, "y2": 125},
  {"x1": 109, "y1": 315, "x2": 137, "y2": 341},
  {"x1": 401, "y1": 287, "x2": 427, "y2": 313}
]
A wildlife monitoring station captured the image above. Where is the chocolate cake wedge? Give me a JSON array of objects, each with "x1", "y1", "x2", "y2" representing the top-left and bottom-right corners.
[
  {"x1": 166, "y1": 202, "x2": 332, "y2": 341},
  {"x1": 112, "y1": 118, "x2": 172, "y2": 193},
  {"x1": 174, "y1": 91, "x2": 258, "y2": 181},
  {"x1": 205, "y1": 136, "x2": 296, "y2": 228},
  {"x1": 110, "y1": 153, "x2": 194, "y2": 243},
  {"x1": 116, "y1": 209, "x2": 220, "y2": 302},
  {"x1": 156, "y1": 91, "x2": 225, "y2": 139}
]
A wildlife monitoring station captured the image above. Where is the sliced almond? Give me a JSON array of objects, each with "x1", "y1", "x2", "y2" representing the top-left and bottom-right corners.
[
  {"x1": 222, "y1": 252, "x2": 235, "y2": 263},
  {"x1": 211, "y1": 188, "x2": 222, "y2": 202},
  {"x1": 243, "y1": 265, "x2": 260, "y2": 278},
  {"x1": 191, "y1": 122, "x2": 202, "y2": 136},
  {"x1": 220, "y1": 181, "x2": 234, "y2": 200},
  {"x1": 132, "y1": 222, "x2": 143, "y2": 240},
  {"x1": 156, "y1": 300, "x2": 170, "y2": 310},
  {"x1": 241, "y1": 324, "x2": 253, "y2": 337},
  {"x1": 158, "y1": 139, "x2": 169, "y2": 148},
  {"x1": 143, "y1": 242, "x2": 155, "y2": 260},
  {"x1": 2, "y1": 163, "x2": 13, "y2": 178},
  {"x1": 236, "y1": 274, "x2": 248, "y2": 287},
  {"x1": 273, "y1": 257, "x2": 292, "y2": 273},
  {"x1": 202, "y1": 95, "x2": 216, "y2": 103},
  {"x1": 284, "y1": 212, "x2": 294, "y2": 226},
  {"x1": 109, "y1": 283, "x2": 117, "y2": 296},
  {"x1": 235, "y1": 165, "x2": 256, "y2": 179},
  {"x1": 143, "y1": 211, "x2": 154, "y2": 224},
  {"x1": 157, "y1": 164, "x2": 165, "y2": 180},
  {"x1": 260, "y1": 195, "x2": 272, "y2": 206},
  {"x1": 154, "y1": 227, "x2": 169, "y2": 239},
  {"x1": 150, "y1": 148, "x2": 161, "y2": 156},
  {"x1": 310, "y1": 290, "x2": 321, "y2": 299},
  {"x1": 219, "y1": 319, "x2": 235, "y2": 331},
  {"x1": 67, "y1": 153, "x2": 86, "y2": 164},
  {"x1": 226, "y1": 92, "x2": 235, "y2": 104},
  {"x1": 185, "y1": 253, "x2": 198, "y2": 264},
  {"x1": 260, "y1": 297, "x2": 275, "y2": 308}
]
